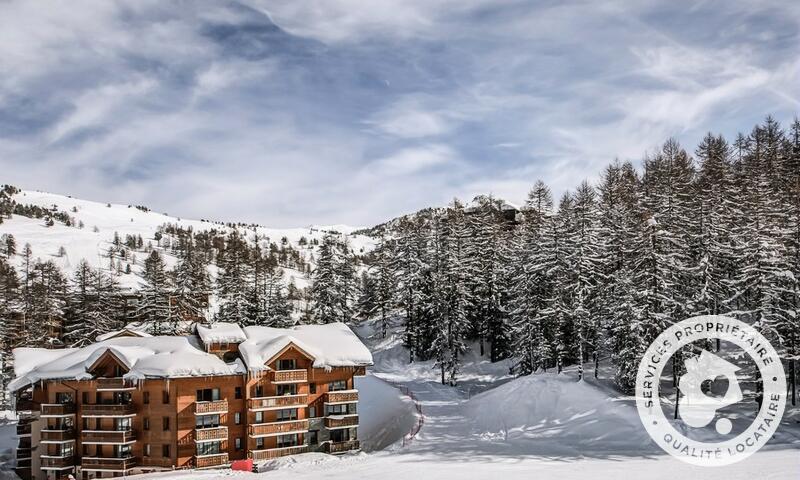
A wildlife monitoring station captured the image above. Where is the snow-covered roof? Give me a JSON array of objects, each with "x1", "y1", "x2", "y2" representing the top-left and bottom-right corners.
[
  {"x1": 96, "y1": 328, "x2": 153, "y2": 342},
  {"x1": 240, "y1": 323, "x2": 373, "y2": 371},
  {"x1": 10, "y1": 322, "x2": 370, "y2": 391},
  {"x1": 9, "y1": 336, "x2": 241, "y2": 392},
  {"x1": 196, "y1": 322, "x2": 247, "y2": 344}
]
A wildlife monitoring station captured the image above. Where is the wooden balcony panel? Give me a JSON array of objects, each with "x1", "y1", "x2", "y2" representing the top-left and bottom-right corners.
[
  {"x1": 81, "y1": 457, "x2": 137, "y2": 471},
  {"x1": 41, "y1": 429, "x2": 76, "y2": 442},
  {"x1": 194, "y1": 453, "x2": 229, "y2": 469},
  {"x1": 249, "y1": 445, "x2": 308, "y2": 461},
  {"x1": 325, "y1": 440, "x2": 360, "y2": 454},
  {"x1": 325, "y1": 391, "x2": 358, "y2": 403},
  {"x1": 249, "y1": 419, "x2": 308, "y2": 437},
  {"x1": 16, "y1": 399, "x2": 38, "y2": 412},
  {"x1": 82, "y1": 403, "x2": 135, "y2": 416},
  {"x1": 273, "y1": 369, "x2": 307, "y2": 383},
  {"x1": 41, "y1": 404, "x2": 76, "y2": 416},
  {"x1": 324, "y1": 415, "x2": 359, "y2": 429},
  {"x1": 248, "y1": 394, "x2": 308, "y2": 410},
  {"x1": 41, "y1": 456, "x2": 76, "y2": 469},
  {"x1": 96, "y1": 378, "x2": 135, "y2": 391},
  {"x1": 195, "y1": 427, "x2": 228, "y2": 442},
  {"x1": 195, "y1": 400, "x2": 228, "y2": 415},
  {"x1": 16, "y1": 458, "x2": 31, "y2": 468},
  {"x1": 81, "y1": 430, "x2": 136, "y2": 443},
  {"x1": 16, "y1": 423, "x2": 32, "y2": 436},
  {"x1": 16, "y1": 447, "x2": 32, "y2": 459}
]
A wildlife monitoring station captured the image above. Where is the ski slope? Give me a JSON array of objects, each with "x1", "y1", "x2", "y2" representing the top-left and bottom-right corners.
[{"x1": 0, "y1": 189, "x2": 376, "y2": 291}]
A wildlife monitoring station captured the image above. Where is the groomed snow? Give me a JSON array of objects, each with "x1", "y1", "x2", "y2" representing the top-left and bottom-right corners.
[
  {"x1": 196, "y1": 322, "x2": 247, "y2": 344},
  {"x1": 240, "y1": 323, "x2": 373, "y2": 371}
]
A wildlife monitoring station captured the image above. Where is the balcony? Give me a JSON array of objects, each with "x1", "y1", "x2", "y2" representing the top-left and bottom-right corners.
[
  {"x1": 41, "y1": 404, "x2": 76, "y2": 417},
  {"x1": 16, "y1": 423, "x2": 31, "y2": 436},
  {"x1": 81, "y1": 457, "x2": 137, "y2": 471},
  {"x1": 354, "y1": 366, "x2": 367, "y2": 376},
  {"x1": 96, "y1": 378, "x2": 136, "y2": 391},
  {"x1": 249, "y1": 445, "x2": 308, "y2": 461},
  {"x1": 195, "y1": 400, "x2": 228, "y2": 415},
  {"x1": 41, "y1": 429, "x2": 76, "y2": 442},
  {"x1": 324, "y1": 440, "x2": 360, "y2": 454},
  {"x1": 249, "y1": 419, "x2": 308, "y2": 437},
  {"x1": 248, "y1": 394, "x2": 308, "y2": 411},
  {"x1": 81, "y1": 430, "x2": 136, "y2": 444},
  {"x1": 325, "y1": 390, "x2": 358, "y2": 404},
  {"x1": 82, "y1": 403, "x2": 135, "y2": 417},
  {"x1": 324, "y1": 415, "x2": 359, "y2": 429},
  {"x1": 195, "y1": 426, "x2": 228, "y2": 442},
  {"x1": 16, "y1": 447, "x2": 32, "y2": 460},
  {"x1": 194, "y1": 453, "x2": 229, "y2": 469},
  {"x1": 16, "y1": 457, "x2": 31, "y2": 468},
  {"x1": 16, "y1": 399, "x2": 38, "y2": 412},
  {"x1": 40, "y1": 456, "x2": 76, "y2": 470},
  {"x1": 273, "y1": 369, "x2": 307, "y2": 384}
]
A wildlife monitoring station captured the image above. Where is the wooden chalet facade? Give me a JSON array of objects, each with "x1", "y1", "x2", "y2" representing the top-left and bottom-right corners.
[{"x1": 12, "y1": 323, "x2": 370, "y2": 480}]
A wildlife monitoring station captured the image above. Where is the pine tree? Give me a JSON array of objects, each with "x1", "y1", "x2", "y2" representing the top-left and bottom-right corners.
[
  {"x1": 173, "y1": 238, "x2": 211, "y2": 322},
  {"x1": 310, "y1": 234, "x2": 341, "y2": 324},
  {"x1": 216, "y1": 230, "x2": 253, "y2": 325},
  {"x1": 27, "y1": 260, "x2": 68, "y2": 347},
  {"x1": 65, "y1": 260, "x2": 121, "y2": 346},
  {"x1": 138, "y1": 250, "x2": 176, "y2": 335}
]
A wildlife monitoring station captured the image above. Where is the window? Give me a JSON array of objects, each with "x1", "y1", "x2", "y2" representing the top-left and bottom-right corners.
[
  {"x1": 162, "y1": 444, "x2": 170, "y2": 458},
  {"x1": 235, "y1": 387, "x2": 242, "y2": 399},
  {"x1": 254, "y1": 411, "x2": 264, "y2": 424},
  {"x1": 162, "y1": 417, "x2": 170, "y2": 431},
  {"x1": 330, "y1": 428, "x2": 352, "y2": 443},
  {"x1": 195, "y1": 414, "x2": 220, "y2": 429},
  {"x1": 277, "y1": 384, "x2": 296, "y2": 396},
  {"x1": 235, "y1": 438, "x2": 242, "y2": 451},
  {"x1": 143, "y1": 417, "x2": 150, "y2": 431},
  {"x1": 255, "y1": 437, "x2": 264, "y2": 449},
  {"x1": 95, "y1": 392, "x2": 101, "y2": 403},
  {"x1": 196, "y1": 441, "x2": 221, "y2": 456},
  {"x1": 196, "y1": 388, "x2": 220, "y2": 402},
  {"x1": 328, "y1": 380, "x2": 347, "y2": 392},
  {"x1": 143, "y1": 392, "x2": 150, "y2": 404},
  {"x1": 82, "y1": 392, "x2": 89, "y2": 404},
  {"x1": 309, "y1": 406, "x2": 317, "y2": 418},
  {"x1": 309, "y1": 383, "x2": 316, "y2": 394},
  {"x1": 55, "y1": 392, "x2": 73, "y2": 404},
  {"x1": 276, "y1": 409, "x2": 297, "y2": 421},
  {"x1": 254, "y1": 385, "x2": 264, "y2": 397},
  {"x1": 309, "y1": 430, "x2": 318, "y2": 445},
  {"x1": 277, "y1": 359, "x2": 296, "y2": 371},
  {"x1": 234, "y1": 412, "x2": 241, "y2": 425},
  {"x1": 162, "y1": 390, "x2": 170, "y2": 404},
  {"x1": 114, "y1": 418, "x2": 132, "y2": 431},
  {"x1": 115, "y1": 444, "x2": 132, "y2": 458},
  {"x1": 113, "y1": 365, "x2": 125, "y2": 377},
  {"x1": 326, "y1": 403, "x2": 356, "y2": 416},
  {"x1": 277, "y1": 434, "x2": 298, "y2": 448},
  {"x1": 82, "y1": 418, "x2": 90, "y2": 429},
  {"x1": 144, "y1": 444, "x2": 151, "y2": 457}
]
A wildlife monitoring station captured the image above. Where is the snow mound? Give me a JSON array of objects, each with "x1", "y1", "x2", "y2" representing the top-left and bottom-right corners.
[
  {"x1": 464, "y1": 374, "x2": 653, "y2": 454},
  {"x1": 356, "y1": 375, "x2": 419, "y2": 451},
  {"x1": 240, "y1": 323, "x2": 373, "y2": 371}
]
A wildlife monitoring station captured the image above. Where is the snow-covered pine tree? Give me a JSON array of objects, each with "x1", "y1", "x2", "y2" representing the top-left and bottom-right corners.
[
  {"x1": 0, "y1": 256, "x2": 19, "y2": 407},
  {"x1": 27, "y1": 260, "x2": 67, "y2": 347},
  {"x1": 216, "y1": 230, "x2": 253, "y2": 325},
  {"x1": 310, "y1": 234, "x2": 342, "y2": 324},
  {"x1": 65, "y1": 260, "x2": 120, "y2": 346},
  {"x1": 391, "y1": 217, "x2": 431, "y2": 362},
  {"x1": 172, "y1": 236, "x2": 211, "y2": 323},
  {"x1": 138, "y1": 250, "x2": 176, "y2": 335},
  {"x1": 509, "y1": 181, "x2": 555, "y2": 374}
]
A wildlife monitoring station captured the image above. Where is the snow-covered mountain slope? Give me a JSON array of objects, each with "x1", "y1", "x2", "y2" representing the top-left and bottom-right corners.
[{"x1": 0, "y1": 188, "x2": 376, "y2": 290}]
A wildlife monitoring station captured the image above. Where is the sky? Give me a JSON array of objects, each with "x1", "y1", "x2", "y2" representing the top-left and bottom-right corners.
[{"x1": 0, "y1": 1, "x2": 798, "y2": 228}]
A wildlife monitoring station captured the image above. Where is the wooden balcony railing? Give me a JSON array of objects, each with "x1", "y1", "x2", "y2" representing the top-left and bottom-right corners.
[
  {"x1": 41, "y1": 429, "x2": 76, "y2": 442},
  {"x1": 16, "y1": 399, "x2": 38, "y2": 412},
  {"x1": 195, "y1": 427, "x2": 228, "y2": 442},
  {"x1": 16, "y1": 457, "x2": 31, "y2": 468},
  {"x1": 194, "y1": 400, "x2": 228, "y2": 415},
  {"x1": 41, "y1": 456, "x2": 76, "y2": 469},
  {"x1": 248, "y1": 394, "x2": 308, "y2": 410},
  {"x1": 273, "y1": 369, "x2": 307, "y2": 383},
  {"x1": 325, "y1": 390, "x2": 358, "y2": 403},
  {"x1": 81, "y1": 430, "x2": 136, "y2": 443},
  {"x1": 82, "y1": 403, "x2": 135, "y2": 416},
  {"x1": 324, "y1": 440, "x2": 360, "y2": 454},
  {"x1": 96, "y1": 378, "x2": 135, "y2": 391},
  {"x1": 16, "y1": 447, "x2": 32, "y2": 460},
  {"x1": 16, "y1": 423, "x2": 31, "y2": 436},
  {"x1": 81, "y1": 457, "x2": 137, "y2": 471},
  {"x1": 249, "y1": 419, "x2": 308, "y2": 437},
  {"x1": 194, "y1": 453, "x2": 229, "y2": 469},
  {"x1": 249, "y1": 445, "x2": 308, "y2": 461},
  {"x1": 324, "y1": 415, "x2": 359, "y2": 429},
  {"x1": 41, "y1": 404, "x2": 76, "y2": 416}
]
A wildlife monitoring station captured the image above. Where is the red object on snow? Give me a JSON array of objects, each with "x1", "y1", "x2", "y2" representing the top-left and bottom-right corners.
[{"x1": 231, "y1": 459, "x2": 253, "y2": 472}]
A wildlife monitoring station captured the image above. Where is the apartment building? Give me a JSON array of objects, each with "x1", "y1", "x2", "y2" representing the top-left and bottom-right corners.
[{"x1": 11, "y1": 322, "x2": 372, "y2": 480}]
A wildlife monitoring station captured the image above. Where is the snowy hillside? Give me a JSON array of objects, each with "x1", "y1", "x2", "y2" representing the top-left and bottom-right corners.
[{"x1": 0, "y1": 188, "x2": 376, "y2": 291}]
